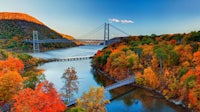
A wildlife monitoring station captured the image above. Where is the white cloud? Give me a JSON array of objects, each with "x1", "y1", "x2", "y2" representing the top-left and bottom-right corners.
[
  {"x1": 109, "y1": 18, "x2": 120, "y2": 23},
  {"x1": 121, "y1": 19, "x2": 134, "y2": 24},
  {"x1": 109, "y1": 18, "x2": 134, "y2": 24}
]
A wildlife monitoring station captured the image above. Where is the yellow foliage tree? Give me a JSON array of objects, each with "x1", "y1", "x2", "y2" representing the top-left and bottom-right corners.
[
  {"x1": 0, "y1": 71, "x2": 23, "y2": 102},
  {"x1": 77, "y1": 87, "x2": 109, "y2": 112},
  {"x1": 143, "y1": 67, "x2": 160, "y2": 89}
]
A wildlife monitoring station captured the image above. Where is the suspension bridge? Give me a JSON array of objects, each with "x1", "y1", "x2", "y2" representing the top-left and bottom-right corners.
[
  {"x1": 23, "y1": 23, "x2": 130, "y2": 52},
  {"x1": 66, "y1": 76, "x2": 135, "y2": 107}
]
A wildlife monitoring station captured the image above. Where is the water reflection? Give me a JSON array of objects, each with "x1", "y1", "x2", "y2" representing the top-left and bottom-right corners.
[
  {"x1": 106, "y1": 88, "x2": 186, "y2": 112},
  {"x1": 93, "y1": 69, "x2": 186, "y2": 112}
]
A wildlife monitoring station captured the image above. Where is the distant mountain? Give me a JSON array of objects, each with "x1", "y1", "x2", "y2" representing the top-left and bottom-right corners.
[
  {"x1": 0, "y1": 12, "x2": 76, "y2": 52},
  {"x1": 0, "y1": 12, "x2": 44, "y2": 25}
]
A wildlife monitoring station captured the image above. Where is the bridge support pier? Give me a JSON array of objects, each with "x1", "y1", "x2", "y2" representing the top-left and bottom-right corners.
[
  {"x1": 104, "y1": 23, "x2": 110, "y2": 45},
  {"x1": 33, "y1": 31, "x2": 40, "y2": 52}
]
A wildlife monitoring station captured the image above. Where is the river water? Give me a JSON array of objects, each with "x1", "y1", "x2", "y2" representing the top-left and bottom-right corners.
[{"x1": 30, "y1": 45, "x2": 186, "y2": 112}]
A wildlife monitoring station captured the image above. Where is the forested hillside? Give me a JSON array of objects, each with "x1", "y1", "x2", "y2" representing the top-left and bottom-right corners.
[
  {"x1": 0, "y1": 12, "x2": 76, "y2": 52},
  {"x1": 92, "y1": 31, "x2": 200, "y2": 111}
]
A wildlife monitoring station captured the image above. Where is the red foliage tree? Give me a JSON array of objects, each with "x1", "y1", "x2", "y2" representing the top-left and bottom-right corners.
[
  {"x1": 13, "y1": 81, "x2": 66, "y2": 112},
  {"x1": 170, "y1": 39, "x2": 176, "y2": 45}
]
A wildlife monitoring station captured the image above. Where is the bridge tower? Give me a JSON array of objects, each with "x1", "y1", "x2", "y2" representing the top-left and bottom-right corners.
[
  {"x1": 104, "y1": 23, "x2": 110, "y2": 45},
  {"x1": 33, "y1": 31, "x2": 40, "y2": 52}
]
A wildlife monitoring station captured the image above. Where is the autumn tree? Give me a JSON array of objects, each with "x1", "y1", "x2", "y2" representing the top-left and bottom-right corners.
[
  {"x1": 77, "y1": 87, "x2": 109, "y2": 112},
  {"x1": 180, "y1": 65, "x2": 200, "y2": 110},
  {"x1": 139, "y1": 44, "x2": 153, "y2": 67},
  {"x1": 23, "y1": 70, "x2": 45, "y2": 89},
  {"x1": 17, "y1": 53, "x2": 39, "y2": 67},
  {"x1": 188, "y1": 85, "x2": 200, "y2": 110},
  {"x1": 154, "y1": 47, "x2": 167, "y2": 74},
  {"x1": 0, "y1": 57, "x2": 24, "y2": 75},
  {"x1": 193, "y1": 51, "x2": 200, "y2": 66},
  {"x1": 61, "y1": 67, "x2": 79, "y2": 103},
  {"x1": 66, "y1": 107, "x2": 85, "y2": 112},
  {"x1": 0, "y1": 50, "x2": 9, "y2": 59},
  {"x1": 174, "y1": 45, "x2": 193, "y2": 67},
  {"x1": 0, "y1": 71, "x2": 23, "y2": 102},
  {"x1": 142, "y1": 67, "x2": 160, "y2": 89},
  {"x1": 0, "y1": 57, "x2": 24, "y2": 103},
  {"x1": 154, "y1": 45, "x2": 179, "y2": 74},
  {"x1": 13, "y1": 81, "x2": 66, "y2": 112},
  {"x1": 162, "y1": 69, "x2": 182, "y2": 99},
  {"x1": 105, "y1": 46, "x2": 141, "y2": 80}
]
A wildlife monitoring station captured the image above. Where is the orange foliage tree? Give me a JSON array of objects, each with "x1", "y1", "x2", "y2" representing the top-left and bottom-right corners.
[
  {"x1": 180, "y1": 64, "x2": 200, "y2": 110},
  {"x1": 193, "y1": 51, "x2": 200, "y2": 66},
  {"x1": 0, "y1": 71, "x2": 23, "y2": 102},
  {"x1": 0, "y1": 57, "x2": 24, "y2": 102},
  {"x1": 188, "y1": 85, "x2": 200, "y2": 110},
  {"x1": 13, "y1": 81, "x2": 66, "y2": 112},
  {"x1": 174, "y1": 45, "x2": 193, "y2": 67},
  {"x1": 0, "y1": 57, "x2": 24, "y2": 75},
  {"x1": 136, "y1": 67, "x2": 160, "y2": 89}
]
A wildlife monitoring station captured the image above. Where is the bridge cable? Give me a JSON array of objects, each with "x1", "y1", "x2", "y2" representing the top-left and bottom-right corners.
[
  {"x1": 77, "y1": 24, "x2": 104, "y2": 38},
  {"x1": 88, "y1": 25, "x2": 104, "y2": 37},
  {"x1": 109, "y1": 24, "x2": 130, "y2": 36}
]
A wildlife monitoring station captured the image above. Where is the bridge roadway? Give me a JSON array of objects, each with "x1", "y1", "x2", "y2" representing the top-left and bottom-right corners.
[
  {"x1": 47, "y1": 55, "x2": 93, "y2": 62},
  {"x1": 23, "y1": 39, "x2": 104, "y2": 44},
  {"x1": 76, "y1": 39, "x2": 104, "y2": 43},
  {"x1": 23, "y1": 39, "x2": 72, "y2": 44},
  {"x1": 66, "y1": 76, "x2": 135, "y2": 107}
]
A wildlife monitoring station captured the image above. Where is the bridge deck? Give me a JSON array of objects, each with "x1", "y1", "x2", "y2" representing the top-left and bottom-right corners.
[
  {"x1": 23, "y1": 39, "x2": 72, "y2": 44},
  {"x1": 47, "y1": 55, "x2": 93, "y2": 62},
  {"x1": 104, "y1": 76, "x2": 135, "y2": 91},
  {"x1": 23, "y1": 39, "x2": 104, "y2": 44},
  {"x1": 66, "y1": 76, "x2": 135, "y2": 107}
]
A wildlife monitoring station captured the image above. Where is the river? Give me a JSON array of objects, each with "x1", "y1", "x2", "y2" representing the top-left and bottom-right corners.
[{"x1": 30, "y1": 45, "x2": 186, "y2": 112}]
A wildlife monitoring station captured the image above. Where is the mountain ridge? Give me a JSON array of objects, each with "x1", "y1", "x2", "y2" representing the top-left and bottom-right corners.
[
  {"x1": 0, "y1": 12, "x2": 76, "y2": 52},
  {"x1": 0, "y1": 12, "x2": 44, "y2": 25},
  {"x1": 0, "y1": 12, "x2": 74, "y2": 40}
]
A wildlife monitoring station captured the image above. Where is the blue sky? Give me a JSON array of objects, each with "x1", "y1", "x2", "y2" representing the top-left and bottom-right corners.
[{"x1": 1, "y1": 0, "x2": 200, "y2": 39}]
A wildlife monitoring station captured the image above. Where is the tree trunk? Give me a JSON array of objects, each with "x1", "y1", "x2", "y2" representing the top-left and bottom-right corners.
[{"x1": 159, "y1": 58, "x2": 163, "y2": 75}]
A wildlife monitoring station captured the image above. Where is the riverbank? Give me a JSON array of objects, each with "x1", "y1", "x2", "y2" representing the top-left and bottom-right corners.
[
  {"x1": 94, "y1": 68, "x2": 190, "y2": 112},
  {"x1": 132, "y1": 84, "x2": 191, "y2": 112}
]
